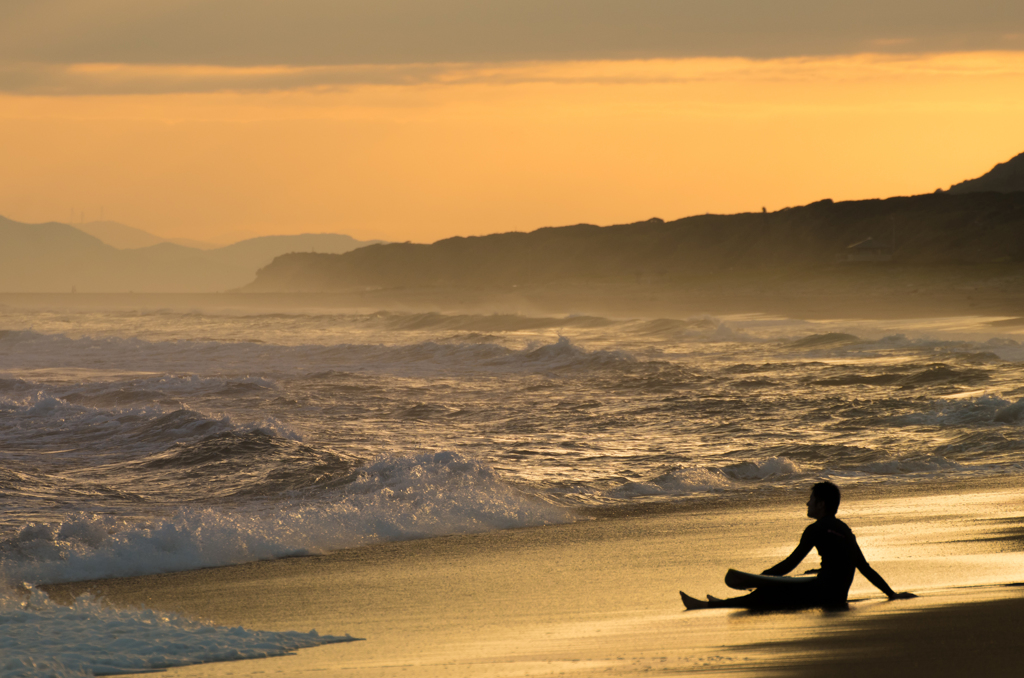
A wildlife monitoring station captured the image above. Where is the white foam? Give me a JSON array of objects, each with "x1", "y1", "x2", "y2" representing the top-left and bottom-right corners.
[
  {"x1": 0, "y1": 451, "x2": 574, "y2": 586},
  {"x1": 0, "y1": 585, "x2": 355, "y2": 678},
  {"x1": 723, "y1": 456, "x2": 803, "y2": 480}
]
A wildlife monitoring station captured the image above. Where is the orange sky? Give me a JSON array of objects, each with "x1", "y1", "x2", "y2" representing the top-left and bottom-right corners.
[{"x1": 2, "y1": 4, "x2": 1024, "y2": 244}]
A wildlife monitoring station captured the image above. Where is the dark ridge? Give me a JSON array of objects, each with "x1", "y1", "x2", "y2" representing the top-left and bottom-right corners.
[
  {"x1": 948, "y1": 152, "x2": 1024, "y2": 195},
  {"x1": 245, "y1": 190, "x2": 1024, "y2": 292}
]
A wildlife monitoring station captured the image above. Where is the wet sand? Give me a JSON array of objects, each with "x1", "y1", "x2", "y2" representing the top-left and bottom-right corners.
[
  {"x1": 44, "y1": 480, "x2": 1024, "y2": 677},
  {"x1": 760, "y1": 595, "x2": 1024, "y2": 678}
]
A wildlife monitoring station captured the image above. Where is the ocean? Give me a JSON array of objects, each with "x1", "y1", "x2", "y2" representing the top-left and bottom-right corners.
[{"x1": 2, "y1": 300, "x2": 1023, "y2": 675}]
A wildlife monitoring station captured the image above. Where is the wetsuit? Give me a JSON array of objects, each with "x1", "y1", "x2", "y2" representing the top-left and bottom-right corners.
[{"x1": 715, "y1": 516, "x2": 875, "y2": 610}]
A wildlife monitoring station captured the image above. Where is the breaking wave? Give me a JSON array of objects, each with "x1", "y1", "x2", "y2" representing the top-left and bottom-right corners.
[{"x1": 0, "y1": 451, "x2": 573, "y2": 587}]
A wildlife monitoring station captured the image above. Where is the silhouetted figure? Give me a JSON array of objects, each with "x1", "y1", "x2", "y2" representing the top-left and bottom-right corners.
[{"x1": 680, "y1": 481, "x2": 915, "y2": 610}]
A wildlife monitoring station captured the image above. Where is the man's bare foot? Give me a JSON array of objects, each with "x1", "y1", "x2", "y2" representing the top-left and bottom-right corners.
[{"x1": 680, "y1": 591, "x2": 709, "y2": 609}]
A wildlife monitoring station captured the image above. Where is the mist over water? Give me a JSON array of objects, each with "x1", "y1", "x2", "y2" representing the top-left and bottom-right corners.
[{"x1": 1, "y1": 302, "x2": 1023, "y2": 590}]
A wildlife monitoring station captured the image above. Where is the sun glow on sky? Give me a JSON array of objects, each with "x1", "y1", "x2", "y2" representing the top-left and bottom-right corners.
[{"x1": 3, "y1": 51, "x2": 1024, "y2": 244}]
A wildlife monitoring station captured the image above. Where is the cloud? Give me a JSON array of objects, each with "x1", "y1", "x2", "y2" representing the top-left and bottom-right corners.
[
  {"x1": 0, "y1": 51, "x2": 1012, "y2": 99},
  {"x1": 3, "y1": 52, "x2": 1024, "y2": 97},
  {"x1": 0, "y1": 62, "x2": 458, "y2": 96},
  {"x1": 1, "y1": 0, "x2": 1022, "y2": 75}
]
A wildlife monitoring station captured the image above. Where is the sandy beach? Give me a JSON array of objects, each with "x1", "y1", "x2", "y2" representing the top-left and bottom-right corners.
[{"x1": 43, "y1": 479, "x2": 1024, "y2": 677}]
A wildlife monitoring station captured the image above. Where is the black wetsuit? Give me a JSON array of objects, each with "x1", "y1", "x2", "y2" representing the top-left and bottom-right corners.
[{"x1": 722, "y1": 516, "x2": 867, "y2": 610}]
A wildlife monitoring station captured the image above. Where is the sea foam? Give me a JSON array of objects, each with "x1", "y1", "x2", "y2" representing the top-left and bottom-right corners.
[
  {"x1": 0, "y1": 451, "x2": 574, "y2": 586},
  {"x1": 0, "y1": 586, "x2": 355, "y2": 678}
]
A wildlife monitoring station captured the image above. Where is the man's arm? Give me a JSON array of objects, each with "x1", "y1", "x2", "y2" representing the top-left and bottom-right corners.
[
  {"x1": 858, "y1": 562, "x2": 898, "y2": 598},
  {"x1": 761, "y1": 528, "x2": 814, "y2": 576},
  {"x1": 852, "y1": 537, "x2": 916, "y2": 600}
]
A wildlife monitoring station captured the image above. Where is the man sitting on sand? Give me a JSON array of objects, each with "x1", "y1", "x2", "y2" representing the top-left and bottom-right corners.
[{"x1": 681, "y1": 481, "x2": 915, "y2": 610}]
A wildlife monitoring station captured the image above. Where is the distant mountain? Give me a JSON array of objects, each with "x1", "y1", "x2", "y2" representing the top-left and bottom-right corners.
[
  {"x1": 244, "y1": 190, "x2": 1024, "y2": 293},
  {"x1": 948, "y1": 151, "x2": 1024, "y2": 194},
  {"x1": 0, "y1": 216, "x2": 383, "y2": 292},
  {"x1": 77, "y1": 220, "x2": 173, "y2": 249},
  {"x1": 0, "y1": 218, "x2": 113, "y2": 255},
  {"x1": 76, "y1": 220, "x2": 245, "y2": 250}
]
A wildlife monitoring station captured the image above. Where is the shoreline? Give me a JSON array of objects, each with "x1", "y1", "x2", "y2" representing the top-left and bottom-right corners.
[{"x1": 39, "y1": 478, "x2": 1024, "y2": 677}]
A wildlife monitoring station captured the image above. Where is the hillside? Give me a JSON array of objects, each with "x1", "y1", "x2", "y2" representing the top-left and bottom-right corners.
[
  {"x1": 0, "y1": 216, "x2": 382, "y2": 293},
  {"x1": 948, "y1": 152, "x2": 1024, "y2": 195},
  {"x1": 244, "y1": 191, "x2": 1024, "y2": 294}
]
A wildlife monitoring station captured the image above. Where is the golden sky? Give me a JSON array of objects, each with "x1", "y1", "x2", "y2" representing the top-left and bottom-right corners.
[{"x1": 2, "y1": 2, "x2": 1024, "y2": 244}]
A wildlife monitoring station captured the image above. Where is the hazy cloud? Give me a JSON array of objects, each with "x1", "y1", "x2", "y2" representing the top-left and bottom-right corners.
[
  {"x1": 5, "y1": 53, "x2": 1024, "y2": 97},
  {"x1": 0, "y1": 62, "x2": 463, "y2": 96},
  {"x1": 1, "y1": 1, "x2": 1022, "y2": 95},
  {"x1": 1, "y1": 1, "x2": 1022, "y2": 69}
]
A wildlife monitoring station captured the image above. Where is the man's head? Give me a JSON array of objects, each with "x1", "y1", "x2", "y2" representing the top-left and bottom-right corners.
[{"x1": 808, "y1": 481, "x2": 841, "y2": 518}]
